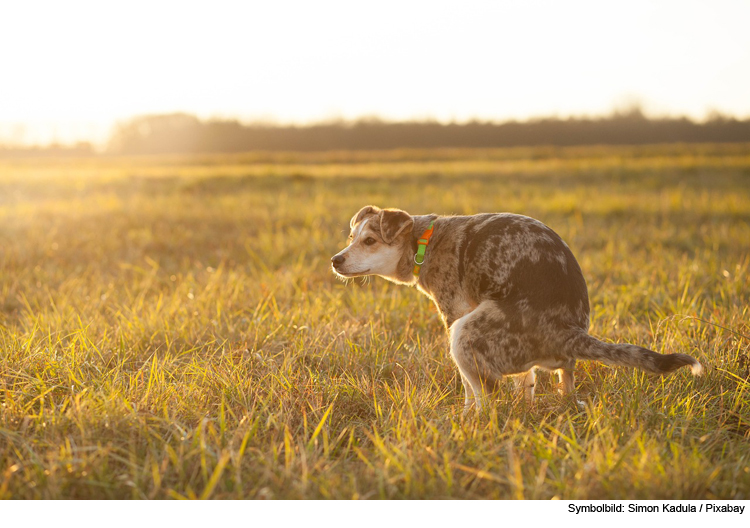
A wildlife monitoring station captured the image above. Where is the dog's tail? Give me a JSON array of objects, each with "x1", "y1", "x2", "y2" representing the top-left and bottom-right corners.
[{"x1": 564, "y1": 329, "x2": 703, "y2": 376}]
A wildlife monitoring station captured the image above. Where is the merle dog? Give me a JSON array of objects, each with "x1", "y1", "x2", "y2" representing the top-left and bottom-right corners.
[{"x1": 332, "y1": 206, "x2": 702, "y2": 412}]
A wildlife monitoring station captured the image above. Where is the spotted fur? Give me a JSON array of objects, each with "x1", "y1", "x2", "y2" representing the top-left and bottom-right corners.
[{"x1": 332, "y1": 206, "x2": 703, "y2": 412}]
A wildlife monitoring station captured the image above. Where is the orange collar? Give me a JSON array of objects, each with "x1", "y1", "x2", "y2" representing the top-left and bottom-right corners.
[{"x1": 412, "y1": 222, "x2": 435, "y2": 276}]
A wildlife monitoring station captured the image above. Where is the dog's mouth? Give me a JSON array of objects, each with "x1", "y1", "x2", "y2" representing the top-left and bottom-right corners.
[{"x1": 332, "y1": 266, "x2": 370, "y2": 278}]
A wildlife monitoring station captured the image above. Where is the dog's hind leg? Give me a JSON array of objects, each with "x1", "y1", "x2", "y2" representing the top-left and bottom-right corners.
[
  {"x1": 449, "y1": 301, "x2": 520, "y2": 414},
  {"x1": 458, "y1": 372, "x2": 479, "y2": 412},
  {"x1": 556, "y1": 362, "x2": 584, "y2": 408},
  {"x1": 555, "y1": 360, "x2": 576, "y2": 396},
  {"x1": 557, "y1": 368, "x2": 575, "y2": 395},
  {"x1": 513, "y1": 369, "x2": 536, "y2": 403},
  {"x1": 450, "y1": 312, "x2": 487, "y2": 414},
  {"x1": 454, "y1": 353, "x2": 485, "y2": 414}
]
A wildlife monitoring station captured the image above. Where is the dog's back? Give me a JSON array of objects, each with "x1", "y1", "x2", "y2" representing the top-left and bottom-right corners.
[
  {"x1": 421, "y1": 213, "x2": 701, "y2": 378},
  {"x1": 420, "y1": 212, "x2": 589, "y2": 328}
]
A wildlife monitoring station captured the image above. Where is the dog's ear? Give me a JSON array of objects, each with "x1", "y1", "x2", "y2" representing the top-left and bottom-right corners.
[
  {"x1": 350, "y1": 205, "x2": 380, "y2": 229},
  {"x1": 380, "y1": 208, "x2": 414, "y2": 244}
]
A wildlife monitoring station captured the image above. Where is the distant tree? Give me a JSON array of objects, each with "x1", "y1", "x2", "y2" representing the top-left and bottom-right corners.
[{"x1": 108, "y1": 113, "x2": 202, "y2": 154}]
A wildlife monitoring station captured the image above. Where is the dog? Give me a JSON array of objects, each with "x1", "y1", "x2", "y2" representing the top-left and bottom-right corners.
[{"x1": 331, "y1": 205, "x2": 703, "y2": 412}]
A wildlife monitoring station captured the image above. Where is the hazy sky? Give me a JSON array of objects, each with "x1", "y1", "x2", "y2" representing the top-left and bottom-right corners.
[{"x1": 2, "y1": 0, "x2": 750, "y2": 145}]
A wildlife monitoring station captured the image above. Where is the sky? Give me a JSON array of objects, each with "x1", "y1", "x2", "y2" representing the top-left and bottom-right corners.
[{"x1": 2, "y1": 0, "x2": 750, "y2": 145}]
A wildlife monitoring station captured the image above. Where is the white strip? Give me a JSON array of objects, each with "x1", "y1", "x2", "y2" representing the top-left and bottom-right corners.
[
  {"x1": 353, "y1": 218, "x2": 369, "y2": 240},
  {"x1": 5, "y1": 500, "x2": 747, "y2": 528}
]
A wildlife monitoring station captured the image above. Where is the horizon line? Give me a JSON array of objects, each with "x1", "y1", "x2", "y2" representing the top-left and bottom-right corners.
[{"x1": 2, "y1": 105, "x2": 750, "y2": 149}]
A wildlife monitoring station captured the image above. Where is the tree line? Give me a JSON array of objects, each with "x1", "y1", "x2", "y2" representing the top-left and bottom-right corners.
[
  {"x1": 106, "y1": 110, "x2": 750, "y2": 154},
  {"x1": 2, "y1": 109, "x2": 750, "y2": 156}
]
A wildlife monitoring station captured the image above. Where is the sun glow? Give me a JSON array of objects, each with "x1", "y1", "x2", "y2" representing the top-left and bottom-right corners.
[{"x1": 2, "y1": 0, "x2": 750, "y2": 145}]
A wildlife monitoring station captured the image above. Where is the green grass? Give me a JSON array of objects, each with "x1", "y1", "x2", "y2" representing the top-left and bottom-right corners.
[{"x1": 0, "y1": 144, "x2": 749, "y2": 499}]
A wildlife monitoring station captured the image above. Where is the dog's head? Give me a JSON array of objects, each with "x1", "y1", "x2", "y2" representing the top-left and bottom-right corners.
[{"x1": 331, "y1": 205, "x2": 414, "y2": 281}]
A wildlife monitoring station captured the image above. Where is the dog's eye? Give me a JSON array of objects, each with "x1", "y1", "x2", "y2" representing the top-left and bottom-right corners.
[{"x1": 364, "y1": 237, "x2": 376, "y2": 246}]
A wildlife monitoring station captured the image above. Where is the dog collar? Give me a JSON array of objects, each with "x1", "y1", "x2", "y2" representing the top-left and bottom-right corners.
[{"x1": 413, "y1": 221, "x2": 435, "y2": 277}]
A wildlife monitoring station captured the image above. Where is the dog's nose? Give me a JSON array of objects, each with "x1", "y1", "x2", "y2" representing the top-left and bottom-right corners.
[{"x1": 331, "y1": 254, "x2": 345, "y2": 267}]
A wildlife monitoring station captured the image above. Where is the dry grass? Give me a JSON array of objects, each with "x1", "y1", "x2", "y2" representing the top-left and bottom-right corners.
[{"x1": 0, "y1": 144, "x2": 749, "y2": 499}]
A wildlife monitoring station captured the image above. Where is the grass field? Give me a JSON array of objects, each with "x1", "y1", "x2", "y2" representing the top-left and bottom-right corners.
[{"x1": 1, "y1": 144, "x2": 749, "y2": 499}]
